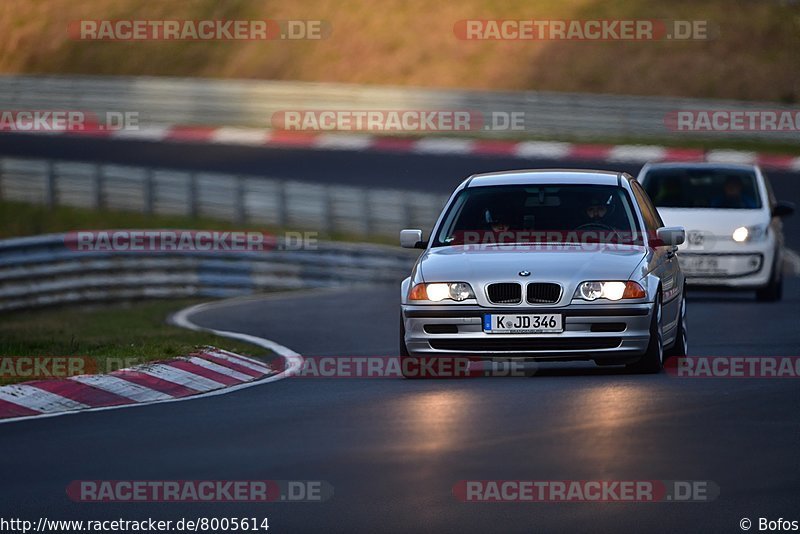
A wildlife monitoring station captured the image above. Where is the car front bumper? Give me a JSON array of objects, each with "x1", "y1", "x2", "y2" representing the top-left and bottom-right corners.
[
  {"x1": 401, "y1": 303, "x2": 653, "y2": 362},
  {"x1": 678, "y1": 241, "x2": 776, "y2": 289}
]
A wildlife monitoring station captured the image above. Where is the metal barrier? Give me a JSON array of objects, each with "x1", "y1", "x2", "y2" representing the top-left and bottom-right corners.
[
  {"x1": 0, "y1": 233, "x2": 417, "y2": 312},
  {"x1": 0, "y1": 157, "x2": 449, "y2": 238},
  {"x1": 1, "y1": 75, "x2": 798, "y2": 142}
]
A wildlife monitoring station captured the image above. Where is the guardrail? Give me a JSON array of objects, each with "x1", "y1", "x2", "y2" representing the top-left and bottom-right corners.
[
  {"x1": 0, "y1": 157, "x2": 449, "y2": 238},
  {"x1": 0, "y1": 233, "x2": 417, "y2": 312},
  {"x1": 1, "y1": 75, "x2": 798, "y2": 142}
]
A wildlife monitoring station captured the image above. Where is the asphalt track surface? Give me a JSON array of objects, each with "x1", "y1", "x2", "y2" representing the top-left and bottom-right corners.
[{"x1": 1, "y1": 134, "x2": 799, "y2": 532}]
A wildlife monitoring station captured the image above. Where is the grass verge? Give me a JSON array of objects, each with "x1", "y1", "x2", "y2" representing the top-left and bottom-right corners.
[{"x1": 0, "y1": 299, "x2": 268, "y2": 386}]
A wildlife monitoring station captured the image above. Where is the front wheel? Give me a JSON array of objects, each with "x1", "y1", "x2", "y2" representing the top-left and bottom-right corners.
[
  {"x1": 626, "y1": 294, "x2": 663, "y2": 374},
  {"x1": 664, "y1": 292, "x2": 687, "y2": 360},
  {"x1": 399, "y1": 314, "x2": 410, "y2": 357},
  {"x1": 756, "y1": 257, "x2": 783, "y2": 302}
]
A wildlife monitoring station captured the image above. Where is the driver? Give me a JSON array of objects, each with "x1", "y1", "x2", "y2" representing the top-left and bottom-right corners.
[
  {"x1": 584, "y1": 195, "x2": 612, "y2": 224},
  {"x1": 711, "y1": 175, "x2": 757, "y2": 209},
  {"x1": 579, "y1": 195, "x2": 621, "y2": 244},
  {"x1": 484, "y1": 208, "x2": 512, "y2": 233}
]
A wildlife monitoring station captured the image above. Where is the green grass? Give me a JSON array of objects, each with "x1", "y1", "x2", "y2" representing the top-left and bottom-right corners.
[{"x1": 0, "y1": 299, "x2": 267, "y2": 385}]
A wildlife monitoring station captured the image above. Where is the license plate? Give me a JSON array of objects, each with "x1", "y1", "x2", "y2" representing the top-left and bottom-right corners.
[
  {"x1": 483, "y1": 314, "x2": 563, "y2": 334},
  {"x1": 681, "y1": 256, "x2": 720, "y2": 274}
]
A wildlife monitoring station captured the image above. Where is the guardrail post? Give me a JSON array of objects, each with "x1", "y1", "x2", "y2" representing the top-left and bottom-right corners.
[
  {"x1": 144, "y1": 168, "x2": 154, "y2": 215},
  {"x1": 93, "y1": 164, "x2": 104, "y2": 210},
  {"x1": 45, "y1": 160, "x2": 57, "y2": 208}
]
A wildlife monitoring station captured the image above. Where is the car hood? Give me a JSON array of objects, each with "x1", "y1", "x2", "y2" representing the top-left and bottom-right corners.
[{"x1": 419, "y1": 245, "x2": 647, "y2": 284}]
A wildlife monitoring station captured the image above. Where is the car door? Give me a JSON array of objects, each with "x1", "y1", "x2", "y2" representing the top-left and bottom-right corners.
[{"x1": 631, "y1": 180, "x2": 681, "y2": 339}]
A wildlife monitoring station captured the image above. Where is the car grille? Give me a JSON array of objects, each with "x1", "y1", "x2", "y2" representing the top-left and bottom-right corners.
[
  {"x1": 526, "y1": 283, "x2": 562, "y2": 304},
  {"x1": 486, "y1": 283, "x2": 522, "y2": 304},
  {"x1": 429, "y1": 337, "x2": 621, "y2": 352}
]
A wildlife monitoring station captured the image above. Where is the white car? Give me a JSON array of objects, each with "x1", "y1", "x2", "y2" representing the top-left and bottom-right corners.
[{"x1": 637, "y1": 163, "x2": 794, "y2": 301}]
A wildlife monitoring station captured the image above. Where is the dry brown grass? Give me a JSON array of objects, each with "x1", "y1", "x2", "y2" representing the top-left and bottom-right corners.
[{"x1": 0, "y1": 0, "x2": 798, "y2": 101}]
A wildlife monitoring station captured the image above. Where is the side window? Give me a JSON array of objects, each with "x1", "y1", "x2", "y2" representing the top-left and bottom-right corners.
[{"x1": 631, "y1": 180, "x2": 661, "y2": 233}]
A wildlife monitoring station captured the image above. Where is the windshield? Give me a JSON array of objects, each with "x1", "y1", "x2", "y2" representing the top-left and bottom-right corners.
[
  {"x1": 643, "y1": 168, "x2": 762, "y2": 209},
  {"x1": 433, "y1": 184, "x2": 643, "y2": 247}
]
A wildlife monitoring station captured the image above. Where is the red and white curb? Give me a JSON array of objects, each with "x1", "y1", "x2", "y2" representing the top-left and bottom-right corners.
[
  {"x1": 0, "y1": 301, "x2": 304, "y2": 424},
  {"x1": 4, "y1": 125, "x2": 800, "y2": 171}
]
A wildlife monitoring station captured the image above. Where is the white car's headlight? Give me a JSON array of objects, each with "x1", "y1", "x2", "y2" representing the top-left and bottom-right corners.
[
  {"x1": 575, "y1": 281, "x2": 646, "y2": 301},
  {"x1": 732, "y1": 225, "x2": 767, "y2": 243},
  {"x1": 409, "y1": 282, "x2": 475, "y2": 302}
]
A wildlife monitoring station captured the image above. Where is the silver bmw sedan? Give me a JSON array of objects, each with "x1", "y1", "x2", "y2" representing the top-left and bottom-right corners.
[{"x1": 399, "y1": 169, "x2": 687, "y2": 376}]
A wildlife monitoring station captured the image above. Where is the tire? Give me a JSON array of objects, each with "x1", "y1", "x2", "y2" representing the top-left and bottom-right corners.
[
  {"x1": 664, "y1": 291, "x2": 687, "y2": 360},
  {"x1": 399, "y1": 314, "x2": 410, "y2": 357},
  {"x1": 626, "y1": 293, "x2": 664, "y2": 374},
  {"x1": 756, "y1": 255, "x2": 783, "y2": 302}
]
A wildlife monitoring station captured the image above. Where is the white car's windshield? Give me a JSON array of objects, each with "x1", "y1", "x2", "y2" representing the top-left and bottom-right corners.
[
  {"x1": 433, "y1": 184, "x2": 643, "y2": 247},
  {"x1": 643, "y1": 168, "x2": 762, "y2": 209}
]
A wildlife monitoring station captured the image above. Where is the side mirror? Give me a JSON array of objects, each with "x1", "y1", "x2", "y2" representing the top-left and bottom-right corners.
[
  {"x1": 400, "y1": 229, "x2": 426, "y2": 249},
  {"x1": 656, "y1": 226, "x2": 686, "y2": 247},
  {"x1": 772, "y1": 201, "x2": 795, "y2": 218}
]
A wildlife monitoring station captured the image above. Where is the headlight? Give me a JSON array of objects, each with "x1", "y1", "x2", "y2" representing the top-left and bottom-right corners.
[
  {"x1": 409, "y1": 282, "x2": 475, "y2": 302},
  {"x1": 732, "y1": 225, "x2": 767, "y2": 243},
  {"x1": 575, "y1": 281, "x2": 646, "y2": 301},
  {"x1": 732, "y1": 227, "x2": 748, "y2": 242}
]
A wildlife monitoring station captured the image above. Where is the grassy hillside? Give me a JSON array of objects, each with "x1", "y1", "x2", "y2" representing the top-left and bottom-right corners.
[{"x1": 0, "y1": 0, "x2": 798, "y2": 102}]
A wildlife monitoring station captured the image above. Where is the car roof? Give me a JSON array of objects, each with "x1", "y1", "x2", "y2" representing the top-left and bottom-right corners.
[{"x1": 466, "y1": 169, "x2": 625, "y2": 188}]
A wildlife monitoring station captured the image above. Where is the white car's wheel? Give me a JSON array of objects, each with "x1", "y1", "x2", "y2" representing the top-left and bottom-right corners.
[{"x1": 756, "y1": 254, "x2": 783, "y2": 302}]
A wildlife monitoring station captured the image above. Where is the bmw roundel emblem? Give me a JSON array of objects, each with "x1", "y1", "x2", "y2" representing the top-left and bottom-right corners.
[{"x1": 519, "y1": 270, "x2": 531, "y2": 277}]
